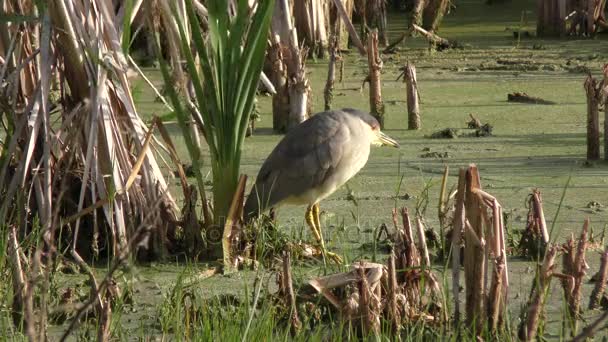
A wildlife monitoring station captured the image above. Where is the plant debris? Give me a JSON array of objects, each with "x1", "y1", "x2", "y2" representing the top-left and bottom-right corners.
[
  {"x1": 419, "y1": 151, "x2": 450, "y2": 158},
  {"x1": 430, "y1": 128, "x2": 460, "y2": 139},
  {"x1": 508, "y1": 92, "x2": 556, "y2": 105}
]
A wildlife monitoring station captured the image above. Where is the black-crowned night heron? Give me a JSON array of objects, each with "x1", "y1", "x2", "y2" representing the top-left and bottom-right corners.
[{"x1": 244, "y1": 108, "x2": 399, "y2": 263}]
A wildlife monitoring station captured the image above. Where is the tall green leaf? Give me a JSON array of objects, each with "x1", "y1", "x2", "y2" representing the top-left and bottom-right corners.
[{"x1": 158, "y1": 0, "x2": 274, "y2": 254}]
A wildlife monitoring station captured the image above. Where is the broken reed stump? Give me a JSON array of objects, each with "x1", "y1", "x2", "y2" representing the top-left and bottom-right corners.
[
  {"x1": 451, "y1": 168, "x2": 466, "y2": 324},
  {"x1": 324, "y1": 37, "x2": 339, "y2": 111},
  {"x1": 518, "y1": 245, "x2": 558, "y2": 341},
  {"x1": 463, "y1": 166, "x2": 486, "y2": 332},
  {"x1": 308, "y1": 262, "x2": 385, "y2": 336},
  {"x1": 404, "y1": 62, "x2": 421, "y2": 130},
  {"x1": 454, "y1": 164, "x2": 508, "y2": 334},
  {"x1": 584, "y1": 75, "x2": 601, "y2": 160},
  {"x1": 589, "y1": 247, "x2": 608, "y2": 310},
  {"x1": 560, "y1": 219, "x2": 590, "y2": 335},
  {"x1": 519, "y1": 189, "x2": 549, "y2": 258},
  {"x1": 415, "y1": 215, "x2": 431, "y2": 266},
  {"x1": 387, "y1": 251, "x2": 401, "y2": 335},
  {"x1": 270, "y1": 0, "x2": 311, "y2": 133},
  {"x1": 367, "y1": 30, "x2": 385, "y2": 128}
]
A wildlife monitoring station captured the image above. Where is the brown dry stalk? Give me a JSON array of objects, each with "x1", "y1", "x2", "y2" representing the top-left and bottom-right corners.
[
  {"x1": 571, "y1": 219, "x2": 590, "y2": 319},
  {"x1": 387, "y1": 252, "x2": 401, "y2": 334},
  {"x1": 324, "y1": 37, "x2": 338, "y2": 111},
  {"x1": 357, "y1": 265, "x2": 380, "y2": 336},
  {"x1": 585, "y1": 75, "x2": 601, "y2": 160},
  {"x1": 487, "y1": 255, "x2": 505, "y2": 332},
  {"x1": 532, "y1": 190, "x2": 549, "y2": 244},
  {"x1": 223, "y1": 174, "x2": 248, "y2": 272},
  {"x1": 451, "y1": 168, "x2": 466, "y2": 323},
  {"x1": 331, "y1": 0, "x2": 366, "y2": 55},
  {"x1": 560, "y1": 220, "x2": 590, "y2": 335},
  {"x1": 367, "y1": 30, "x2": 384, "y2": 128},
  {"x1": 589, "y1": 247, "x2": 608, "y2": 309},
  {"x1": 518, "y1": 245, "x2": 558, "y2": 341},
  {"x1": 415, "y1": 215, "x2": 431, "y2": 266},
  {"x1": 282, "y1": 250, "x2": 302, "y2": 334},
  {"x1": 464, "y1": 164, "x2": 486, "y2": 333},
  {"x1": 405, "y1": 62, "x2": 421, "y2": 130}
]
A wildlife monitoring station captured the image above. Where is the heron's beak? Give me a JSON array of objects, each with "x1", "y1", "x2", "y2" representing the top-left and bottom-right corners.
[{"x1": 378, "y1": 131, "x2": 399, "y2": 148}]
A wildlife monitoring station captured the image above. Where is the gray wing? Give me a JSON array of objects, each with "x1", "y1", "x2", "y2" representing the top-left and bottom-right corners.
[{"x1": 244, "y1": 111, "x2": 349, "y2": 219}]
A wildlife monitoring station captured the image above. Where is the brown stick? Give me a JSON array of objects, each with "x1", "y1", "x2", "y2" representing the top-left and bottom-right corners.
[
  {"x1": 358, "y1": 265, "x2": 380, "y2": 336},
  {"x1": 387, "y1": 251, "x2": 401, "y2": 333},
  {"x1": 411, "y1": 23, "x2": 452, "y2": 49},
  {"x1": 571, "y1": 219, "x2": 590, "y2": 328},
  {"x1": 532, "y1": 190, "x2": 549, "y2": 244},
  {"x1": 331, "y1": 0, "x2": 366, "y2": 55},
  {"x1": 404, "y1": 62, "x2": 421, "y2": 130},
  {"x1": 367, "y1": 30, "x2": 384, "y2": 128},
  {"x1": 487, "y1": 255, "x2": 505, "y2": 333},
  {"x1": 464, "y1": 164, "x2": 486, "y2": 333},
  {"x1": 282, "y1": 250, "x2": 302, "y2": 334},
  {"x1": 585, "y1": 75, "x2": 601, "y2": 160},
  {"x1": 416, "y1": 215, "x2": 431, "y2": 266},
  {"x1": 324, "y1": 37, "x2": 338, "y2": 111},
  {"x1": 518, "y1": 246, "x2": 558, "y2": 341},
  {"x1": 452, "y1": 168, "x2": 466, "y2": 323},
  {"x1": 589, "y1": 247, "x2": 608, "y2": 310}
]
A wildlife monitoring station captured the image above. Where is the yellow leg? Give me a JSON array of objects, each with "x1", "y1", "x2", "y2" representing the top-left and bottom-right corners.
[
  {"x1": 305, "y1": 205, "x2": 322, "y2": 242},
  {"x1": 312, "y1": 203, "x2": 343, "y2": 264},
  {"x1": 312, "y1": 204, "x2": 325, "y2": 249}
]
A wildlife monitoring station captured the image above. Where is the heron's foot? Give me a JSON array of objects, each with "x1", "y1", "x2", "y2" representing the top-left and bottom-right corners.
[{"x1": 324, "y1": 250, "x2": 344, "y2": 265}]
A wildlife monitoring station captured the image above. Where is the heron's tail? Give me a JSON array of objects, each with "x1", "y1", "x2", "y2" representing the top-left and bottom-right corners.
[{"x1": 243, "y1": 185, "x2": 262, "y2": 224}]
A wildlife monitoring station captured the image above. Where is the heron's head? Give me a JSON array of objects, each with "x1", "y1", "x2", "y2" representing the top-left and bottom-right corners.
[
  {"x1": 341, "y1": 108, "x2": 400, "y2": 148},
  {"x1": 369, "y1": 124, "x2": 400, "y2": 148}
]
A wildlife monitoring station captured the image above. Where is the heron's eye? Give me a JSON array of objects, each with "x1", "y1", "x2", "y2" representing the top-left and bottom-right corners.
[{"x1": 370, "y1": 124, "x2": 379, "y2": 131}]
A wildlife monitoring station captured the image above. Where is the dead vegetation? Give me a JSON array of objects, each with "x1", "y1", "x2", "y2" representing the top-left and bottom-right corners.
[{"x1": 507, "y1": 92, "x2": 556, "y2": 105}]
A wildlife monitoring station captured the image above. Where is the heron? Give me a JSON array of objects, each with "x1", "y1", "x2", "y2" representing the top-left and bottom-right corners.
[{"x1": 244, "y1": 108, "x2": 399, "y2": 263}]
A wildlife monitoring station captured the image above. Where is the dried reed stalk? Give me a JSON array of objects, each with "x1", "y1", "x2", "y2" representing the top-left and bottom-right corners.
[
  {"x1": 387, "y1": 251, "x2": 401, "y2": 334},
  {"x1": 464, "y1": 165, "x2": 486, "y2": 332},
  {"x1": 518, "y1": 245, "x2": 558, "y2": 341},
  {"x1": 531, "y1": 190, "x2": 549, "y2": 244},
  {"x1": 451, "y1": 168, "x2": 466, "y2": 323},
  {"x1": 404, "y1": 62, "x2": 421, "y2": 130},
  {"x1": 561, "y1": 219, "x2": 590, "y2": 334},
  {"x1": 585, "y1": 75, "x2": 601, "y2": 160},
  {"x1": 589, "y1": 247, "x2": 608, "y2": 309},
  {"x1": 358, "y1": 266, "x2": 380, "y2": 336},
  {"x1": 282, "y1": 250, "x2": 302, "y2": 334},
  {"x1": 415, "y1": 215, "x2": 431, "y2": 266},
  {"x1": 324, "y1": 37, "x2": 339, "y2": 111},
  {"x1": 331, "y1": 0, "x2": 366, "y2": 55},
  {"x1": 367, "y1": 30, "x2": 384, "y2": 128}
]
